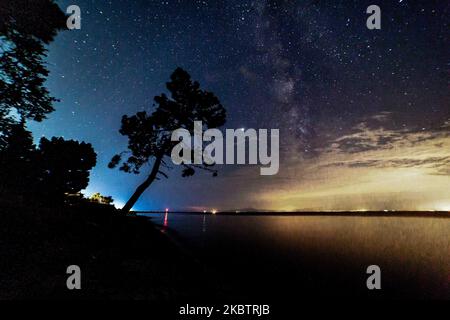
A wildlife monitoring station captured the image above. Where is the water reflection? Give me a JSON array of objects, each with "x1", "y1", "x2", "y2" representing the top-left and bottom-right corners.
[
  {"x1": 143, "y1": 212, "x2": 450, "y2": 298},
  {"x1": 161, "y1": 210, "x2": 169, "y2": 233},
  {"x1": 202, "y1": 214, "x2": 206, "y2": 233}
]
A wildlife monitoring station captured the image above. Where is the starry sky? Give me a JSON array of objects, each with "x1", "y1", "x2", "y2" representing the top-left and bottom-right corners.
[{"x1": 30, "y1": 0, "x2": 449, "y2": 211}]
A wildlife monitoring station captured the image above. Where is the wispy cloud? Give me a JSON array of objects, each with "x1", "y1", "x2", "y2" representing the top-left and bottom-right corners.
[
  {"x1": 252, "y1": 112, "x2": 450, "y2": 211},
  {"x1": 162, "y1": 112, "x2": 450, "y2": 211},
  {"x1": 319, "y1": 113, "x2": 450, "y2": 176}
]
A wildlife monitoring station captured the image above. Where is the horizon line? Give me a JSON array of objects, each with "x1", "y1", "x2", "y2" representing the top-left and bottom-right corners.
[{"x1": 132, "y1": 210, "x2": 450, "y2": 218}]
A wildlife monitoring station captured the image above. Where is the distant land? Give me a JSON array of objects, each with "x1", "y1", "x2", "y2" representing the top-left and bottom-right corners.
[{"x1": 134, "y1": 210, "x2": 450, "y2": 218}]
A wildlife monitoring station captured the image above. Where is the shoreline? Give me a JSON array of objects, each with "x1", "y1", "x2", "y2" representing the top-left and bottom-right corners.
[{"x1": 136, "y1": 210, "x2": 450, "y2": 218}]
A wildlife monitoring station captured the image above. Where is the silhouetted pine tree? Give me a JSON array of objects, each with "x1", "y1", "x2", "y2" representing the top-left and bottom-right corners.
[{"x1": 109, "y1": 68, "x2": 226, "y2": 213}]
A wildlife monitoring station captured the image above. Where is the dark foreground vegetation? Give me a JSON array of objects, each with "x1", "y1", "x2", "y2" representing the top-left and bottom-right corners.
[{"x1": 0, "y1": 201, "x2": 229, "y2": 300}]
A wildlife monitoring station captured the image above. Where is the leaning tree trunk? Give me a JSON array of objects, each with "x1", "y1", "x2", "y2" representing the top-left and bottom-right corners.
[{"x1": 121, "y1": 155, "x2": 164, "y2": 214}]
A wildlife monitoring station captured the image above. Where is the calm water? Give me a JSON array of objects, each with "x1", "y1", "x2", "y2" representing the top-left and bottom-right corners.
[{"x1": 143, "y1": 212, "x2": 449, "y2": 299}]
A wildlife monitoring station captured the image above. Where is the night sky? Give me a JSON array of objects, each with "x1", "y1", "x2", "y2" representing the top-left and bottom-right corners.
[{"x1": 30, "y1": 0, "x2": 449, "y2": 211}]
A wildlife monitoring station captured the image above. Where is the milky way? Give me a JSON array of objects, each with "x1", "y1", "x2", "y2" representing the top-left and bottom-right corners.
[{"x1": 30, "y1": 1, "x2": 449, "y2": 210}]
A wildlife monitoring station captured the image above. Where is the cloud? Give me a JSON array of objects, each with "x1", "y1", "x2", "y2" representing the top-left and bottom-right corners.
[
  {"x1": 319, "y1": 113, "x2": 450, "y2": 176},
  {"x1": 249, "y1": 112, "x2": 450, "y2": 211},
  {"x1": 168, "y1": 112, "x2": 450, "y2": 211}
]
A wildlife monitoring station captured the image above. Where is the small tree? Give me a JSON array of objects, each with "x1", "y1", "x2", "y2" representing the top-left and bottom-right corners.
[{"x1": 109, "y1": 68, "x2": 226, "y2": 213}]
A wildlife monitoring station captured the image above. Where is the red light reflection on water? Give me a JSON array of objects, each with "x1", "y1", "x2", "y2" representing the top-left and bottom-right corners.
[{"x1": 162, "y1": 209, "x2": 169, "y2": 233}]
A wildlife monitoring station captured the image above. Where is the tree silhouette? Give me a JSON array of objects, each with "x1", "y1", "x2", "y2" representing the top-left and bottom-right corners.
[
  {"x1": 37, "y1": 137, "x2": 97, "y2": 203},
  {"x1": 0, "y1": 2, "x2": 99, "y2": 207},
  {"x1": 0, "y1": 0, "x2": 66, "y2": 133},
  {"x1": 0, "y1": 122, "x2": 38, "y2": 199},
  {"x1": 110, "y1": 68, "x2": 226, "y2": 213},
  {"x1": 0, "y1": 126, "x2": 97, "y2": 205}
]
